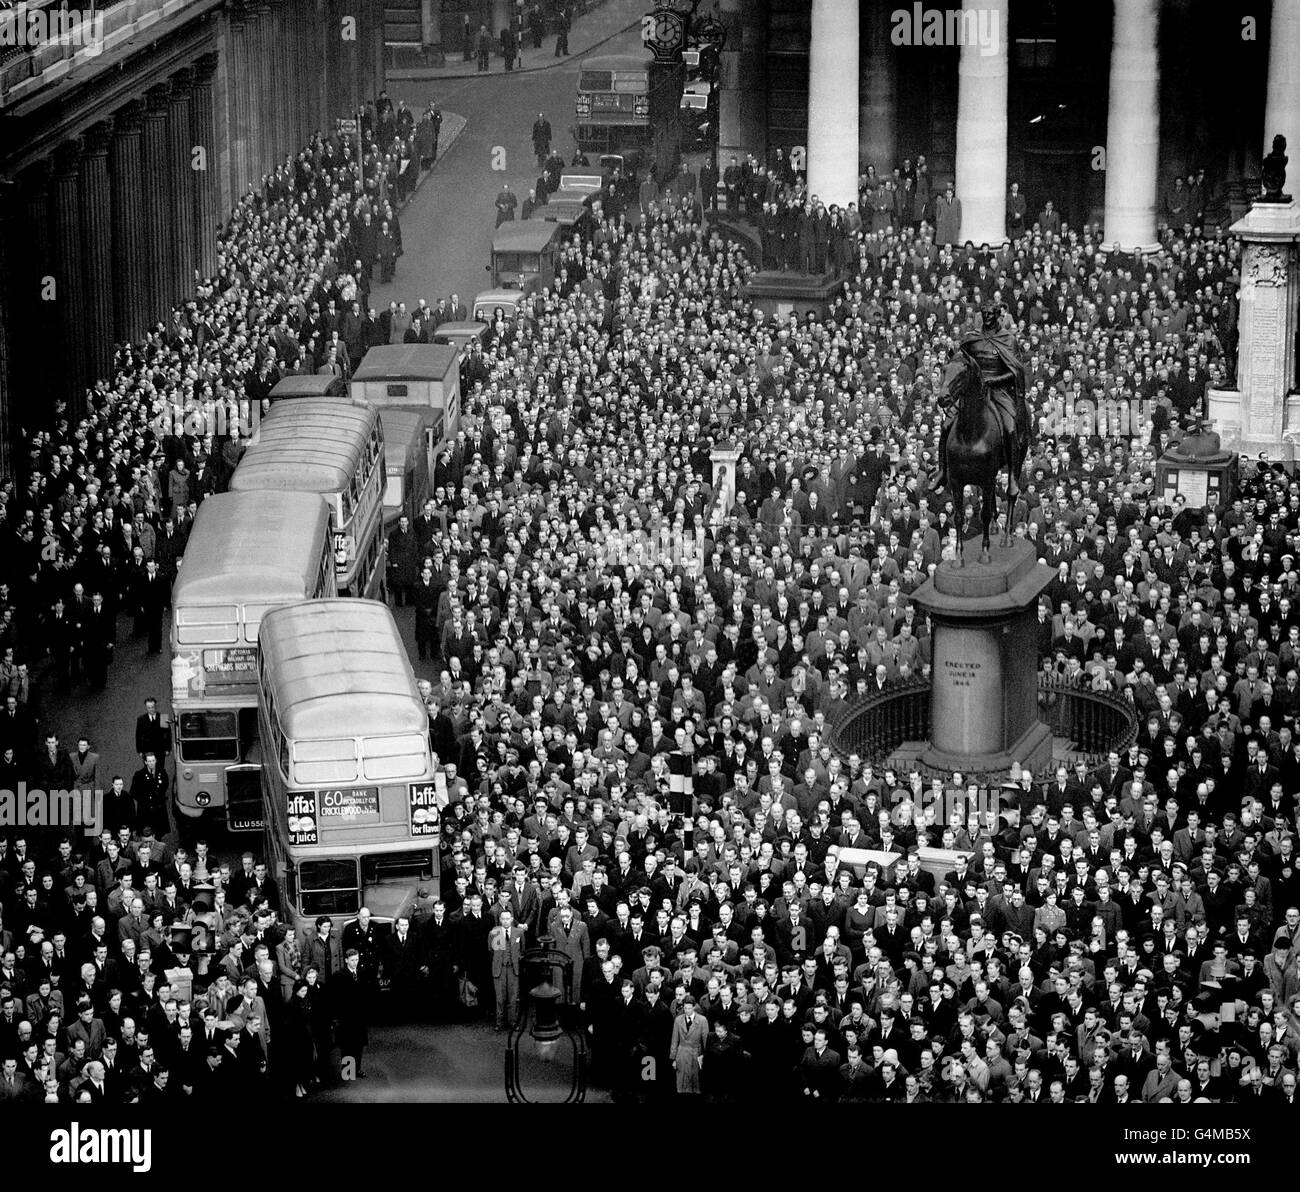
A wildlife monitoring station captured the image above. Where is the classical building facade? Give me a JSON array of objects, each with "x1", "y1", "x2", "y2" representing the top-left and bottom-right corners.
[
  {"x1": 0, "y1": 0, "x2": 387, "y2": 472},
  {"x1": 720, "y1": 0, "x2": 1297, "y2": 241}
]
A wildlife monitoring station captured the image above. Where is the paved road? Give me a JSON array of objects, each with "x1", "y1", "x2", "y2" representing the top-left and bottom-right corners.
[
  {"x1": 314, "y1": 1019, "x2": 611, "y2": 1103},
  {"x1": 369, "y1": 21, "x2": 645, "y2": 313}
]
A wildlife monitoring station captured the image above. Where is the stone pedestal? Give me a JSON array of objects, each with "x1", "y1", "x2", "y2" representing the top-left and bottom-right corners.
[
  {"x1": 912, "y1": 537, "x2": 1054, "y2": 776},
  {"x1": 710, "y1": 441, "x2": 741, "y2": 512},
  {"x1": 1206, "y1": 199, "x2": 1300, "y2": 459},
  {"x1": 1155, "y1": 429, "x2": 1239, "y2": 509}
]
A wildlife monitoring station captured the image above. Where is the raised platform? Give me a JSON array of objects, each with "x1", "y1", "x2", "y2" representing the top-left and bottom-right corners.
[{"x1": 741, "y1": 268, "x2": 845, "y2": 321}]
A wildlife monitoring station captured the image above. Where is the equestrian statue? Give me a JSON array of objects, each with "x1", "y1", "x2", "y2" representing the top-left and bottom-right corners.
[{"x1": 932, "y1": 303, "x2": 1030, "y2": 565}]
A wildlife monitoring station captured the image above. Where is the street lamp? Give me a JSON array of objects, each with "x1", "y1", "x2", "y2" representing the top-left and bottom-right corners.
[{"x1": 503, "y1": 940, "x2": 588, "y2": 1104}]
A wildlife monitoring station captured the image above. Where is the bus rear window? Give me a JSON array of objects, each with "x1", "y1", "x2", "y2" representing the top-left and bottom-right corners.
[
  {"x1": 579, "y1": 70, "x2": 612, "y2": 91},
  {"x1": 293, "y1": 740, "x2": 359, "y2": 787},
  {"x1": 242, "y1": 603, "x2": 283, "y2": 637},
  {"x1": 361, "y1": 734, "x2": 431, "y2": 781},
  {"x1": 178, "y1": 711, "x2": 239, "y2": 762},
  {"x1": 175, "y1": 606, "x2": 239, "y2": 645}
]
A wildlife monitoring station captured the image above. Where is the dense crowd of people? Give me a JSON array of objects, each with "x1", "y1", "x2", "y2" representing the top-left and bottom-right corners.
[{"x1": 3, "y1": 71, "x2": 1300, "y2": 1103}]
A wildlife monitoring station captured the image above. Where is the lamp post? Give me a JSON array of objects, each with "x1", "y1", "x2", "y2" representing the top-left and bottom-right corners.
[{"x1": 503, "y1": 940, "x2": 588, "y2": 1104}]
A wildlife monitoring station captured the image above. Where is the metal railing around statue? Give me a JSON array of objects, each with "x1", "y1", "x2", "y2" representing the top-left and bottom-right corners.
[{"x1": 823, "y1": 674, "x2": 1138, "y2": 782}]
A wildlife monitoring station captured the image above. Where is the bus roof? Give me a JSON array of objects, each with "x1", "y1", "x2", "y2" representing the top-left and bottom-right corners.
[
  {"x1": 269, "y1": 375, "x2": 347, "y2": 398},
  {"x1": 172, "y1": 491, "x2": 332, "y2": 605},
  {"x1": 492, "y1": 220, "x2": 560, "y2": 253},
  {"x1": 351, "y1": 343, "x2": 459, "y2": 382},
  {"x1": 230, "y1": 398, "x2": 378, "y2": 494},
  {"x1": 259, "y1": 599, "x2": 429, "y2": 740},
  {"x1": 581, "y1": 53, "x2": 650, "y2": 73}
]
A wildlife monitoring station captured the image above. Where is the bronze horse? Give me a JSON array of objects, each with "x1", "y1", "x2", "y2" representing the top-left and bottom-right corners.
[{"x1": 937, "y1": 354, "x2": 1027, "y2": 565}]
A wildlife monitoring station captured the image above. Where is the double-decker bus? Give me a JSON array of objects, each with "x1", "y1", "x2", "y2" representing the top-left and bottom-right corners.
[
  {"x1": 256, "y1": 599, "x2": 441, "y2": 936},
  {"x1": 229, "y1": 397, "x2": 387, "y2": 601},
  {"x1": 574, "y1": 52, "x2": 684, "y2": 163},
  {"x1": 170, "y1": 491, "x2": 336, "y2": 829}
]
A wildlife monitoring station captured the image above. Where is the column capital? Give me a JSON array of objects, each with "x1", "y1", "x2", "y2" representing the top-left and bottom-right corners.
[
  {"x1": 193, "y1": 51, "x2": 219, "y2": 84},
  {"x1": 145, "y1": 84, "x2": 171, "y2": 117},
  {"x1": 53, "y1": 141, "x2": 83, "y2": 180},
  {"x1": 22, "y1": 158, "x2": 52, "y2": 193},
  {"x1": 82, "y1": 122, "x2": 113, "y2": 158},
  {"x1": 169, "y1": 67, "x2": 194, "y2": 99},
  {"x1": 114, "y1": 100, "x2": 145, "y2": 136}
]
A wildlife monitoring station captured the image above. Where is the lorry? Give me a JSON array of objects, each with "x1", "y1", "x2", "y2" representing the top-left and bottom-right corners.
[
  {"x1": 487, "y1": 218, "x2": 561, "y2": 293},
  {"x1": 350, "y1": 344, "x2": 462, "y2": 532}
]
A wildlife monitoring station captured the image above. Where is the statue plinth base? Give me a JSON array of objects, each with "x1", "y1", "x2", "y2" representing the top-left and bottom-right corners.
[
  {"x1": 913, "y1": 537, "x2": 1055, "y2": 778},
  {"x1": 1208, "y1": 198, "x2": 1300, "y2": 460}
]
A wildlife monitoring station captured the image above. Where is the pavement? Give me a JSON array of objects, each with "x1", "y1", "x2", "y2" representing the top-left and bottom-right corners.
[
  {"x1": 388, "y1": 0, "x2": 644, "y2": 82},
  {"x1": 312, "y1": 1020, "x2": 612, "y2": 1103}
]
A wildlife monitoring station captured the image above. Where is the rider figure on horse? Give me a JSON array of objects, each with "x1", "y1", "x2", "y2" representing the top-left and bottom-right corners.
[{"x1": 933, "y1": 302, "x2": 1029, "y2": 493}]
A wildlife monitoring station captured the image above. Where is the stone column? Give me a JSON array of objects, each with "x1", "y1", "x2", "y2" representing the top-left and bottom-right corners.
[
  {"x1": 319, "y1": 0, "x2": 334, "y2": 140},
  {"x1": 283, "y1": 2, "x2": 301, "y2": 151},
  {"x1": 168, "y1": 71, "x2": 197, "y2": 309},
  {"x1": 859, "y1": 0, "x2": 897, "y2": 173},
  {"x1": 141, "y1": 85, "x2": 173, "y2": 328},
  {"x1": 228, "y1": 4, "x2": 250, "y2": 200},
  {"x1": 302, "y1": 1, "x2": 321, "y2": 143},
  {"x1": 422, "y1": 0, "x2": 441, "y2": 55},
  {"x1": 954, "y1": 0, "x2": 1009, "y2": 247},
  {"x1": 1102, "y1": 0, "x2": 1161, "y2": 251},
  {"x1": 806, "y1": 0, "x2": 860, "y2": 210},
  {"x1": 265, "y1": 1, "x2": 281, "y2": 165},
  {"x1": 271, "y1": 0, "x2": 291, "y2": 166},
  {"x1": 19, "y1": 163, "x2": 57, "y2": 431},
  {"x1": 1264, "y1": 0, "x2": 1300, "y2": 178},
  {"x1": 718, "y1": 0, "x2": 766, "y2": 167},
  {"x1": 110, "y1": 103, "x2": 148, "y2": 344},
  {"x1": 79, "y1": 123, "x2": 115, "y2": 386},
  {"x1": 253, "y1": 4, "x2": 274, "y2": 187},
  {"x1": 52, "y1": 143, "x2": 89, "y2": 417},
  {"x1": 191, "y1": 55, "x2": 219, "y2": 280},
  {"x1": 0, "y1": 185, "x2": 16, "y2": 472},
  {"x1": 243, "y1": 4, "x2": 264, "y2": 189}
]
